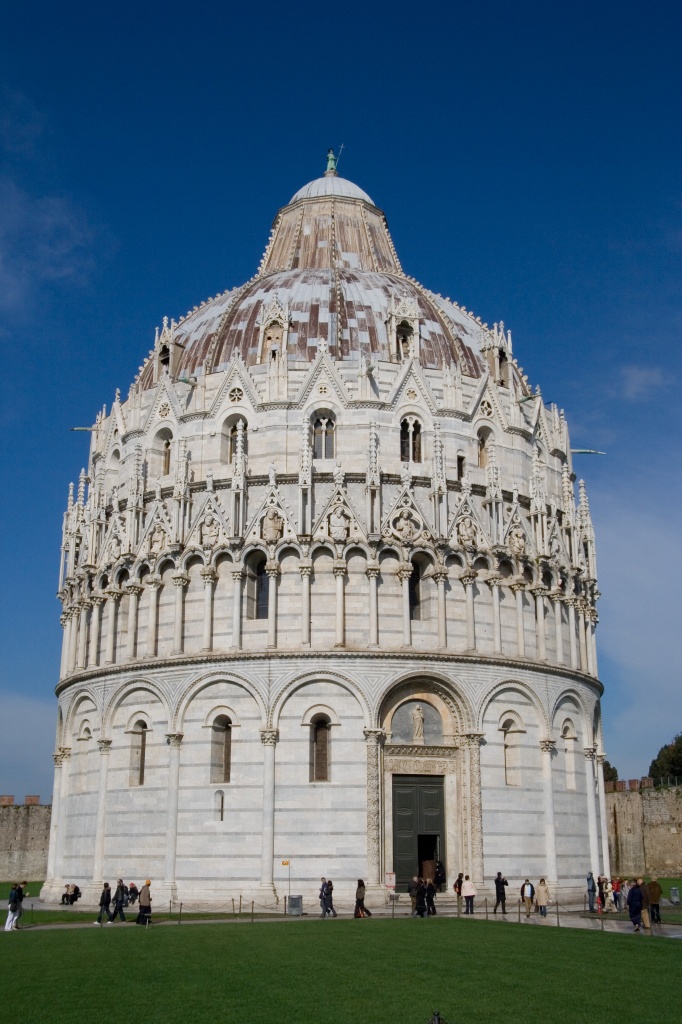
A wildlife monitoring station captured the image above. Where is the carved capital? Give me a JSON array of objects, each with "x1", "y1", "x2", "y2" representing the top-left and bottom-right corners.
[
  {"x1": 461, "y1": 732, "x2": 485, "y2": 748},
  {"x1": 97, "y1": 738, "x2": 112, "y2": 754},
  {"x1": 166, "y1": 732, "x2": 184, "y2": 748},
  {"x1": 460, "y1": 570, "x2": 477, "y2": 586},
  {"x1": 260, "y1": 728, "x2": 278, "y2": 747},
  {"x1": 397, "y1": 563, "x2": 413, "y2": 584},
  {"x1": 363, "y1": 728, "x2": 386, "y2": 746},
  {"x1": 231, "y1": 568, "x2": 244, "y2": 583},
  {"x1": 126, "y1": 582, "x2": 144, "y2": 597},
  {"x1": 432, "y1": 568, "x2": 448, "y2": 584},
  {"x1": 171, "y1": 573, "x2": 190, "y2": 589},
  {"x1": 90, "y1": 592, "x2": 106, "y2": 606},
  {"x1": 365, "y1": 563, "x2": 380, "y2": 580},
  {"x1": 333, "y1": 560, "x2": 347, "y2": 578},
  {"x1": 265, "y1": 562, "x2": 280, "y2": 579},
  {"x1": 145, "y1": 574, "x2": 162, "y2": 592},
  {"x1": 104, "y1": 586, "x2": 122, "y2": 601},
  {"x1": 539, "y1": 739, "x2": 556, "y2": 753},
  {"x1": 596, "y1": 753, "x2": 606, "y2": 765},
  {"x1": 583, "y1": 746, "x2": 597, "y2": 761},
  {"x1": 200, "y1": 567, "x2": 218, "y2": 584}
]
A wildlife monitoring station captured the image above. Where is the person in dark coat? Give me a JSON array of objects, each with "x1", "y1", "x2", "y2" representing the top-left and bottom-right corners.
[
  {"x1": 494, "y1": 872, "x2": 508, "y2": 914},
  {"x1": 521, "y1": 879, "x2": 535, "y2": 917},
  {"x1": 426, "y1": 880, "x2": 437, "y2": 916},
  {"x1": 586, "y1": 871, "x2": 597, "y2": 912},
  {"x1": 354, "y1": 879, "x2": 372, "y2": 918},
  {"x1": 323, "y1": 879, "x2": 338, "y2": 918},
  {"x1": 136, "y1": 880, "x2": 152, "y2": 925},
  {"x1": 453, "y1": 872, "x2": 464, "y2": 915},
  {"x1": 128, "y1": 883, "x2": 139, "y2": 906},
  {"x1": 648, "y1": 878, "x2": 663, "y2": 924},
  {"x1": 415, "y1": 879, "x2": 427, "y2": 918},
  {"x1": 95, "y1": 883, "x2": 112, "y2": 924},
  {"x1": 638, "y1": 877, "x2": 651, "y2": 929},
  {"x1": 110, "y1": 879, "x2": 128, "y2": 923},
  {"x1": 434, "y1": 861, "x2": 446, "y2": 893},
  {"x1": 627, "y1": 879, "x2": 643, "y2": 932}
]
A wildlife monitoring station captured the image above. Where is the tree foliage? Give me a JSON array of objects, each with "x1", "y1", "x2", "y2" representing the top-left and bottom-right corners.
[
  {"x1": 602, "y1": 758, "x2": 618, "y2": 782},
  {"x1": 649, "y1": 733, "x2": 682, "y2": 779}
]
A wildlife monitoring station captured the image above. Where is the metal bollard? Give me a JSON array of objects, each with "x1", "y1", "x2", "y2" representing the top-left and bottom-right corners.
[
  {"x1": 556, "y1": 900, "x2": 560, "y2": 928},
  {"x1": 485, "y1": 897, "x2": 488, "y2": 921},
  {"x1": 284, "y1": 895, "x2": 287, "y2": 916},
  {"x1": 239, "y1": 894, "x2": 242, "y2": 915},
  {"x1": 517, "y1": 899, "x2": 521, "y2": 923},
  {"x1": 251, "y1": 900, "x2": 254, "y2": 923},
  {"x1": 232, "y1": 898, "x2": 235, "y2": 915},
  {"x1": 179, "y1": 902, "x2": 183, "y2": 925}
]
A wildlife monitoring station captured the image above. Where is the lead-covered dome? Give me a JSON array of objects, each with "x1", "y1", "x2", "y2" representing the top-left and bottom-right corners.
[{"x1": 138, "y1": 164, "x2": 485, "y2": 388}]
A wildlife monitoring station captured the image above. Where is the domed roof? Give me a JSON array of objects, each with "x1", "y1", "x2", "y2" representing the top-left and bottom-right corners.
[
  {"x1": 290, "y1": 175, "x2": 374, "y2": 205},
  {"x1": 138, "y1": 162, "x2": 486, "y2": 389}
]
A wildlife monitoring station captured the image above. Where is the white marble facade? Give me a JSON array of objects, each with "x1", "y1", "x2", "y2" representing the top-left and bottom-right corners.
[{"x1": 42, "y1": 159, "x2": 609, "y2": 904}]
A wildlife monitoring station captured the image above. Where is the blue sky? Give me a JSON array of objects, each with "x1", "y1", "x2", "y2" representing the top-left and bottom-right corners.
[{"x1": 0, "y1": 0, "x2": 680, "y2": 799}]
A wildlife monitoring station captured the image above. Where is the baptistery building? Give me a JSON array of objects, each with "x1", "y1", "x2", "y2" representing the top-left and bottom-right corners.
[{"x1": 43, "y1": 156, "x2": 610, "y2": 905}]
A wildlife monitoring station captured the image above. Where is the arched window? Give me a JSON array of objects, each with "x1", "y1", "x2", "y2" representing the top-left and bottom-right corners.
[
  {"x1": 409, "y1": 556, "x2": 432, "y2": 621},
  {"x1": 163, "y1": 439, "x2": 171, "y2": 476},
  {"x1": 313, "y1": 417, "x2": 335, "y2": 460},
  {"x1": 211, "y1": 715, "x2": 232, "y2": 784},
  {"x1": 457, "y1": 453, "x2": 466, "y2": 481},
  {"x1": 396, "y1": 321, "x2": 413, "y2": 361},
  {"x1": 477, "y1": 428, "x2": 491, "y2": 469},
  {"x1": 562, "y1": 720, "x2": 577, "y2": 791},
  {"x1": 500, "y1": 716, "x2": 522, "y2": 787},
  {"x1": 499, "y1": 350, "x2": 509, "y2": 387},
  {"x1": 310, "y1": 714, "x2": 331, "y2": 782},
  {"x1": 263, "y1": 322, "x2": 284, "y2": 361},
  {"x1": 130, "y1": 720, "x2": 148, "y2": 786},
  {"x1": 150, "y1": 427, "x2": 173, "y2": 480},
  {"x1": 400, "y1": 418, "x2": 422, "y2": 463},
  {"x1": 214, "y1": 789, "x2": 225, "y2": 822},
  {"x1": 159, "y1": 344, "x2": 170, "y2": 371},
  {"x1": 246, "y1": 554, "x2": 269, "y2": 620},
  {"x1": 221, "y1": 417, "x2": 248, "y2": 464}
]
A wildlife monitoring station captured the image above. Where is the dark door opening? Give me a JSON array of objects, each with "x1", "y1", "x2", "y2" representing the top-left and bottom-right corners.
[{"x1": 392, "y1": 775, "x2": 445, "y2": 888}]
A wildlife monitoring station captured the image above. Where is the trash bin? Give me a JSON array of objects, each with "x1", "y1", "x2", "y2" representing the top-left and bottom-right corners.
[
  {"x1": 670, "y1": 887, "x2": 680, "y2": 905},
  {"x1": 288, "y1": 895, "x2": 303, "y2": 916}
]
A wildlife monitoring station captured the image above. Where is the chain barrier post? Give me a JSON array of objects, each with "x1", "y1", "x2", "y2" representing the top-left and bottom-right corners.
[
  {"x1": 517, "y1": 898, "x2": 521, "y2": 923},
  {"x1": 485, "y1": 897, "x2": 488, "y2": 921},
  {"x1": 251, "y1": 900, "x2": 254, "y2": 923},
  {"x1": 232, "y1": 897, "x2": 235, "y2": 915},
  {"x1": 239, "y1": 894, "x2": 242, "y2": 915},
  {"x1": 284, "y1": 894, "x2": 287, "y2": 915},
  {"x1": 179, "y1": 901, "x2": 183, "y2": 925},
  {"x1": 556, "y1": 899, "x2": 560, "y2": 927}
]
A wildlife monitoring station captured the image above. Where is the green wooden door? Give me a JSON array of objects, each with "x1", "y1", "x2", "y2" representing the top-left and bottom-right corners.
[{"x1": 392, "y1": 775, "x2": 445, "y2": 888}]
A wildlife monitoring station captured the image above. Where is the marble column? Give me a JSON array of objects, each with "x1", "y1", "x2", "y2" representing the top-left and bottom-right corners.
[
  {"x1": 259, "y1": 729, "x2": 278, "y2": 897},
  {"x1": 578, "y1": 602, "x2": 588, "y2": 673},
  {"x1": 92, "y1": 739, "x2": 112, "y2": 884},
  {"x1": 489, "y1": 577, "x2": 502, "y2": 653},
  {"x1": 540, "y1": 739, "x2": 558, "y2": 883},
  {"x1": 89, "y1": 594, "x2": 105, "y2": 668},
  {"x1": 434, "y1": 569, "x2": 448, "y2": 649},
  {"x1": 266, "y1": 562, "x2": 279, "y2": 650},
  {"x1": 583, "y1": 747, "x2": 600, "y2": 874},
  {"x1": 567, "y1": 598, "x2": 578, "y2": 670},
  {"x1": 200, "y1": 568, "x2": 217, "y2": 651},
  {"x1": 553, "y1": 593, "x2": 564, "y2": 666},
  {"x1": 589, "y1": 610, "x2": 599, "y2": 677},
  {"x1": 104, "y1": 588, "x2": 120, "y2": 664},
  {"x1": 125, "y1": 583, "x2": 143, "y2": 660},
  {"x1": 163, "y1": 733, "x2": 184, "y2": 894},
  {"x1": 462, "y1": 734, "x2": 484, "y2": 884},
  {"x1": 76, "y1": 601, "x2": 90, "y2": 670},
  {"x1": 299, "y1": 562, "x2": 312, "y2": 647},
  {"x1": 512, "y1": 583, "x2": 525, "y2": 657},
  {"x1": 398, "y1": 564, "x2": 412, "y2": 647},
  {"x1": 45, "y1": 750, "x2": 67, "y2": 882},
  {"x1": 532, "y1": 585, "x2": 547, "y2": 661},
  {"x1": 333, "y1": 560, "x2": 346, "y2": 647},
  {"x1": 53, "y1": 747, "x2": 71, "y2": 882},
  {"x1": 364, "y1": 729, "x2": 385, "y2": 889},
  {"x1": 596, "y1": 754, "x2": 611, "y2": 877},
  {"x1": 461, "y1": 571, "x2": 477, "y2": 651},
  {"x1": 585, "y1": 608, "x2": 596, "y2": 676},
  {"x1": 171, "y1": 573, "x2": 189, "y2": 655},
  {"x1": 366, "y1": 564, "x2": 379, "y2": 648},
  {"x1": 145, "y1": 576, "x2": 162, "y2": 657},
  {"x1": 59, "y1": 614, "x2": 68, "y2": 679},
  {"x1": 68, "y1": 607, "x2": 79, "y2": 672},
  {"x1": 231, "y1": 569, "x2": 243, "y2": 650}
]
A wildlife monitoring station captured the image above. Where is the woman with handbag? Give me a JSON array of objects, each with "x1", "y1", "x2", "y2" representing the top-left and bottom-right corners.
[{"x1": 354, "y1": 879, "x2": 372, "y2": 918}]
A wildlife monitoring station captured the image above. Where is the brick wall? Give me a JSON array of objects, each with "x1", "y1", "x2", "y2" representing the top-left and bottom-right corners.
[
  {"x1": 607, "y1": 787, "x2": 682, "y2": 876},
  {"x1": 0, "y1": 804, "x2": 51, "y2": 880}
]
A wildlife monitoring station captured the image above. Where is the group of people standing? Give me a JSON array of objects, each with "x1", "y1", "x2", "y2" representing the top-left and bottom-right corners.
[
  {"x1": 586, "y1": 872, "x2": 663, "y2": 927},
  {"x1": 95, "y1": 880, "x2": 150, "y2": 925},
  {"x1": 453, "y1": 873, "x2": 552, "y2": 917},
  {"x1": 4, "y1": 881, "x2": 28, "y2": 931},
  {"x1": 407, "y1": 876, "x2": 439, "y2": 917}
]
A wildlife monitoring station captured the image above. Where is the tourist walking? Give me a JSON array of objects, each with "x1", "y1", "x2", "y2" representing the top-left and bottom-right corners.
[
  {"x1": 95, "y1": 883, "x2": 113, "y2": 924},
  {"x1": 536, "y1": 879, "x2": 550, "y2": 917},
  {"x1": 5, "y1": 883, "x2": 19, "y2": 932},
  {"x1": 319, "y1": 877, "x2": 328, "y2": 917},
  {"x1": 638, "y1": 878, "x2": 651, "y2": 929},
  {"x1": 110, "y1": 880, "x2": 128, "y2": 923},
  {"x1": 407, "y1": 876, "x2": 419, "y2": 915},
  {"x1": 626, "y1": 879, "x2": 643, "y2": 932},
  {"x1": 648, "y1": 878, "x2": 662, "y2": 924},
  {"x1": 136, "y1": 880, "x2": 152, "y2": 925},
  {"x1": 586, "y1": 871, "x2": 597, "y2": 912},
  {"x1": 493, "y1": 872, "x2": 508, "y2": 914},
  {"x1": 323, "y1": 879, "x2": 338, "y2": 918},
  {"x1": 426, "y1": 880, "x2": 437, "y2": 916},
  {"x1": 620, "y1": 878, "x2": 630, "y2": 910},
  {"x1": 521, "y1": 879, "x2": 535, "y2": 917},
  {"x1": 415, "y1": 878, "x2": 427, "y2": 918},
  {"x1": 12, "y1": 881, "x2": 28, "y2": 930},
  {"x1": 354, "y1": 879, "x2": 372, "y2": 918},
  {"x1": 453, "y1": 872, "x2": 464, "y2": 915},
  {"x1": 462, "y1": 875, "x2": 476, "y2": 915},
  {"x1": 612, "y1": 877, "x2": 621, "y2": 911},
  {"x1": 128, "y1": 882, "x2": 139, "y2": 906}
]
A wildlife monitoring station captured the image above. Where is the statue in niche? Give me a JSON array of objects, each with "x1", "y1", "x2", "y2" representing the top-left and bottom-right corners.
[
  {"x1": 200, "y1": 514, "x2": 220, "y2": 548},
  {"x1": 509, "y1": 523, "x2": 526, "y2": 556},
  {"x1": 155, "y1": 479, "x2": 162, "y2": 501},
  {"x1": 109, "y1": 532, "x2": 122, "y2": 562},
  {"x1": 400, "y1": 463, "x2": 412, "y2": 487},
  {"x1": 206, "y1": 467, "x2": 214, "y2": 492},
  {"x1": 268, "y1": 463, "x2": 277, "y2": 487},
  {"x1": 457, "y1": 515, "x2": 477, "y2": 548},
  {"x1": 333, "y1": 460, "x2": 344, "y2": 487},
  {"x1": 262, "y1": 508, "x2": 284, "y2": 546},
  {"x1": 149, "y1": 522, "x2": 167, "y2": 556},
  {"x1": 111, "y1": 486, "x2": 120, "y2": 513},
  {"x1": 329, "y1": 506, "x2": 350, "y2": 543},
  {"x1": 411, "y1": 704, "x2": 425, "y2": 743},
  {"x1": 393, "y1": 508, "x2": 420, "y2": 545}
]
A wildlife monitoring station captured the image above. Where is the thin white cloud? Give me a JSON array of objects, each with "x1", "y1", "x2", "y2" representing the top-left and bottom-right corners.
[
  {"x1": 619, "y1": 365, "x2": 672, "y2": 402},
  {"x1": 0, "y1": 176, "x2": 95, "y2": 314},
  {"x1": 0, "y1": 692, "x2": 57, "y2": 801}
]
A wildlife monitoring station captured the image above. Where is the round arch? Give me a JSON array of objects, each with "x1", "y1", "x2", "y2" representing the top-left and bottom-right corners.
[
  {"x1": 375, "y1": 669, "x2": 473, "y2": 734},
  {"x1": 102, "y1": 677, "x2": 171, "y2": 735},
  {"x1": 476, "y1": 677, "x2": 550, "y2": 735},
  {"x1": 270, "y1": 670, "x2": 371, "y2": 731},
  {"x1": 174, "y1": 670, "x2": 268, "y2": 732}
]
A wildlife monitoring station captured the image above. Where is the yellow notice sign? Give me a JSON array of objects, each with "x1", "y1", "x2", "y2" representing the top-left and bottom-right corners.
[{"x1": 281, "y1": 860, "x2": 290, "y2": 866}]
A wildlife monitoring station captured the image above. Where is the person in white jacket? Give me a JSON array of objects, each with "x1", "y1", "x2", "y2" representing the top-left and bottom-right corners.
[{"x1": 462, "y1": 875, "x2": 476, "y2": 914}]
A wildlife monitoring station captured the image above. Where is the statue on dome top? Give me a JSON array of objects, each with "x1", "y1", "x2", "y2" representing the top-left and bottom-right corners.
[{"x1": 326, "y1": 148, "x2": 337, "y2": 175}]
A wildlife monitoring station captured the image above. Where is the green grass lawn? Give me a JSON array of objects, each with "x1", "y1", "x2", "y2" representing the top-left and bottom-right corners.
[{"x1": 1, "y1": 918, "x2": 678, "y2": 1024}]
